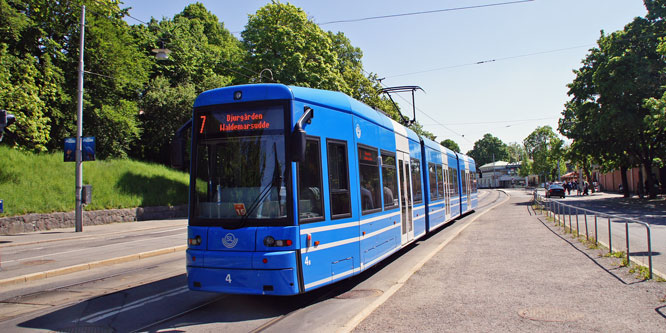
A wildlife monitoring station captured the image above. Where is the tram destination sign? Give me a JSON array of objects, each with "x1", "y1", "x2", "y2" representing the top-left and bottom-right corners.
[{"x1": 197, "y1": 106, "x2": 284, "y2": 136}]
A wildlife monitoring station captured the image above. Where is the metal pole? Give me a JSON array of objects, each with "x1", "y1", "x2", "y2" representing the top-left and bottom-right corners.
[
  {"x1": 625, "y1": 222, "x2": 630, "y2": 265},
  {"x1": 584, "y1": 212, "x2": 589, "y2": 241},
  {"x1": 647, "y1": 226, "x2": 653, "y2": 279},
  {"x1": 594, "y1": 215, "x2": 598, "y2": 245},
  {"x1": 608, "y1": 217, "x2": 612, "y2": 254},
  {"x1": 75, "y1": 5, "x2": 85, "y2": 233},
  {"x1": 575, "y1": 209, "x2": 579, "y2": 236},
  {"x1": 568, "y1": 206, "x2": 572, "y2": 233}
]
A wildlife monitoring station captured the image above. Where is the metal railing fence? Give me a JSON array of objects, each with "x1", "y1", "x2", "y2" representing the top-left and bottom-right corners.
[{"x1": 533, "y1": 191, "x2": 653, "y2": 279}]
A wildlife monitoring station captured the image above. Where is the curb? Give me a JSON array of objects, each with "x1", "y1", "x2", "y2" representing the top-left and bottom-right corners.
[
  {"x1": 0, "y1": 245, "x2": 187, "y2": 288},
  {"x1": 0, "y1": 224, "x2": 187, "y2": 249}
]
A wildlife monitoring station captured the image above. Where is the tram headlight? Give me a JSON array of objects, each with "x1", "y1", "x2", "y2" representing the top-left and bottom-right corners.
[
  {"x1": 264, "y1": 236, "x2": 276, "y2": 247},
  {"x1": 263, "y1": 236, "x2": 292, "y2": 247},
  {"x1": 188, "y1": 235, "x2": 201, "y2": 246}
]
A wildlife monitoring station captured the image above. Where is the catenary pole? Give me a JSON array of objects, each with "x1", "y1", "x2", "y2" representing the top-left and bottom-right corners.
[{"x1": 75, "y1": 5, "x2": 85, "y2": 232}]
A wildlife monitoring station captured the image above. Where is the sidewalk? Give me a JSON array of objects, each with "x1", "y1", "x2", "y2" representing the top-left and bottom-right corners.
[
  {"x1": 0, "y1": 219, "x2": 187, "y2": 287},
  {"x1": 354, "y1": 190, "x2": 666, "y2": 332}
]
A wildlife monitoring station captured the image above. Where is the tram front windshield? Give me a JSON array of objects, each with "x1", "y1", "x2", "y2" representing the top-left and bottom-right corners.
[{"x1": 191, "y1": 104, "x2": 288, "y2": 227}]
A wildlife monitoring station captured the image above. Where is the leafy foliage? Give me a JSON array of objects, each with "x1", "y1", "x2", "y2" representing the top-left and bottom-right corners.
[
  {"x1": 0, "y1": 0, "x2": 436, "y2": 163},
  {"x1": 560, "y1": 1, "x2": 666, "y2": 197},
  {"x1": 440, "y1": 139, "x2": 461, "y2": 153},
  {"x1": 467, "y1": 133, "x2": 509, "y2": 166},
  {"x1": 524, "y1": 126, "x2": 564, "y2": 181}
]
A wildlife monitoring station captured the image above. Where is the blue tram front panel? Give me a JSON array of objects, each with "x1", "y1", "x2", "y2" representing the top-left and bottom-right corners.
[{"x1": 187, "y1": 226, "x2": 301, "y2": 295}]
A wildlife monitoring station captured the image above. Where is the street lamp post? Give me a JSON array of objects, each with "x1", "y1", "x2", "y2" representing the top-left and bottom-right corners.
[
  {"x1": 75, "y1": 5, "x2": 86, "y2": 232},
  {"x1": 74, "y1": 5, "x2": 170, "y2": 232}
]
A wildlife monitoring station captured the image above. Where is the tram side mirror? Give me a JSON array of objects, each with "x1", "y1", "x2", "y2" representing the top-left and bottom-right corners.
[
  {"x1": 292, "y1": 129, "x2": 306, "y2": 162},
  {"x1": 291, "y1": 106, "x2": 314, "y2": 162},
  {"x1": 171, "y1": 136, "x2": 185, "y2": 169},
  {"x1": 171, "y1": 118, "x2": 192, "y2": 170}
]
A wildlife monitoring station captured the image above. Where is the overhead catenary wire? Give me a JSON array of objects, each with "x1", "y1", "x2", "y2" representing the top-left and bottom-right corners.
[
  {"x1": 384, "y1": 44, "x2": 594, "y2": 79},
  {"x1": 421, "y1": 117, "x2": 559, "y2": 126},
  {"x1": 367, "y1": 69, "x2": 472, "y2": 143},
  {"x1": 317, "y1": 0, "x2": 535, "y2": 25}
]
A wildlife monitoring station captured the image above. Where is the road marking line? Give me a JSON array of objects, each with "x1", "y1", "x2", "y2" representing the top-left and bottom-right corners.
[
  {"x1": 0, "y1": 245, "x2": 187, "y2": 287},
  {"x1": 3, "y1": 233, "x2": 184, "y2": 264},
  {"x1": 0, "y1": 225, "x2": 187, "y2": 248},
  {"x1": 79, "y1": 286, "x2": 189, "y2": 323}
]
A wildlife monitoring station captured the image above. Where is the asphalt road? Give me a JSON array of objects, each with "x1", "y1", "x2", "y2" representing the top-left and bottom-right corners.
[{"x1": 0, "y1": 190, "x2": 502, "y2": 332}]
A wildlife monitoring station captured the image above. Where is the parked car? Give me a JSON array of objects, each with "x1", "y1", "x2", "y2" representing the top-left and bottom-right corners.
[{"x1": 546, "y1": 184, "x2": 566, "y2": 198}]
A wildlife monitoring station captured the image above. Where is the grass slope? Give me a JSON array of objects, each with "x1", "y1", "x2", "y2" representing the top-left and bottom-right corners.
[{"x1": 0, "y1": 145, "x2": 189, "y2": 217}]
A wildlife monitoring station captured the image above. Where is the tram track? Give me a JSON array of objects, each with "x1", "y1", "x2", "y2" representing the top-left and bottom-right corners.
[
  {"x1": 475, "y1": 189, "x2": 507, "y2": 211},
  {"x1": 0, "y1": 255, "x2": 185, "y2": 324}
]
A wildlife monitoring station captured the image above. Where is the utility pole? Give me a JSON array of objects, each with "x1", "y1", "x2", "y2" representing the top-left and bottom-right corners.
[
  {"x1": 493, "y1": 153, "x2": 497, "y2": 188},
  {"x1": 75, "y1": 5, "x2": 85, "y2": 232}
]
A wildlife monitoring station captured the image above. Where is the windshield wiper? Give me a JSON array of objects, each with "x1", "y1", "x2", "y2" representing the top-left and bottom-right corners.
[{"x1": 226, "y1": 142, "x2": 282, "y2": 229}]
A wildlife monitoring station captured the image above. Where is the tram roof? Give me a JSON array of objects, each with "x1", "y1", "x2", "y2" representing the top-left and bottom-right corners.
[
  {"x1": 194, "y1": 84, "x2": 420, "y2": 142},
  {"x1": 422, "y1": 136, "x2": 455, "y2": 157}
]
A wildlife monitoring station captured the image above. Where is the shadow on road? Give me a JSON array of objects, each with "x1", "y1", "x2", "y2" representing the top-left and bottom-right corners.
[{"x1": 536, "y1": 216, "x2": 647, "y2": 286}]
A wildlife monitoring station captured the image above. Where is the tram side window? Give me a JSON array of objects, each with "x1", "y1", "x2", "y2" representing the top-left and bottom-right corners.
[
  {"x1": 327, "y1": 140, "x2": 351, "y2": 219},
  {"x1": 462, "y1": 171, "x2": 468, "y2": 195},
  {"x1": 453, "y1": 168, "x2": 459, "y2": 195},
  {"x1": 436, "y1": 164, "x2": 444, "y2": 198},
  {"x1": 428, "y1": 163, "x2": 438, "y2": 200},
  {"x1": 381, "y1": 152, "x2": 399, "y2": 209},
  {"x1": 298, "y1": 138, "x2": 324, "y2": 222},
  {"x1": 411, "y1": 158, "x2": 422, "y2": 204},
  {"x1": 358, "y1": 146, "x2": 381, "y2": 214}
]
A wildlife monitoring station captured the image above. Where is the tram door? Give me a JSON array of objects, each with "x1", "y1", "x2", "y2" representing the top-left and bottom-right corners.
[
  {"x1": 444, "y1": 165, "x2": 451, "y2": 218},
  {"x1": 466, "y1": 171, "x2": 472, "y2": 207},
  {"x1": 398, "y1": 151, "x2": 414, "y2": 244}
]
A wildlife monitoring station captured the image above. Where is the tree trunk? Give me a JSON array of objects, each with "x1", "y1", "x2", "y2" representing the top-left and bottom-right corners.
[
  {"x1": 621, "y1": 166, "x2": 630, "y2": 198},
  {"x1": 645, "y1": 160, "x2": 656, "y2": 199},
  {"x1": 583, "y1": 165, "x2": 594, "y2": 194},
  {"x1": 659, "y1": 167, "x2": 666, "y2": 193},
  {"x1": 638, "y1": 167, "x2": 645, "y2": 199}
]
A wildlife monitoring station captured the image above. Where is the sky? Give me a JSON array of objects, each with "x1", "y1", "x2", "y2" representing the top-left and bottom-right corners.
[{"x1": 120, "y1": 0, "x2": 649, "y2": 153}]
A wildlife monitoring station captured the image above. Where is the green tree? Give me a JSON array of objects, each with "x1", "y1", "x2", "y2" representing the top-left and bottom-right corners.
[
  {"x1": 0, "y1": 0, "x2": 151, "y2": 158},
  {"x1": 506, "y1": 142, "x2": 525, "y2": 163},
  {"x1": 82, "y1": 10, "x2": 151, "y2": 158},
  {"x1": 440, "y1": 139, "x2": 460, "y2": 153},
  {"x1": 136, "y1": 76, "x2": 197, "y2": 163},
  {"x1": 524, "y1": 126, "x2": 564, "y2": 182},
  {"x1": 560, "y1": 2, "x2": 666, "y2": 197},
  {"x1": 241, "y1": 2, "x2": 346, "y2": 90},
  {"x1": 242, "y1": 2, "x2": 436, "y2": 140},
  {"x1": 0, "y1": 44, "x2": 52, "y2": 151},
  {"x1": 467, "y1": 133, "x2": 509, "y2": 166},
  {"x1": 131, "y1": 3, "x2": 242, "y2": 163}
]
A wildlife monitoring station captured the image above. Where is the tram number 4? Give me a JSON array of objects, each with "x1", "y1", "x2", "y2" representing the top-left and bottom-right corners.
[
  {"x1": 225, "y1": 274, "x2": 232, "y2": 284},
  {"x1": 304, "y1": 256, "x2": 311, "y2": 266}
]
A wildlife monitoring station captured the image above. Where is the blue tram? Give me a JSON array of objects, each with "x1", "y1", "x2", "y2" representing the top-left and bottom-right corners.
[{"x1": 180, "y1": 84, "x2": 477, "y2": 295}]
